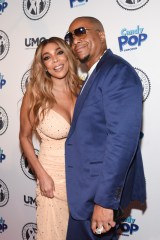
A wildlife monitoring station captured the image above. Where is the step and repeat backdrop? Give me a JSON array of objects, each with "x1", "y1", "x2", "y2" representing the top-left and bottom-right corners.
[{"x1": 0, "y1": 0, "x2": 160, "y2": 239}]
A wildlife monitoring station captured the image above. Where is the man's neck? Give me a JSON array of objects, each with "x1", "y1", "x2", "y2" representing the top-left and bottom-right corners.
[{"x1": 86, "y1": 49, "x2": 107, "y2": 71}]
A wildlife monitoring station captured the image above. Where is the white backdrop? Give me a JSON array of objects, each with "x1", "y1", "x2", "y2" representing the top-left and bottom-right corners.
[{"x1": 0, "y1": 0, "x2": 159, "y2": 239}]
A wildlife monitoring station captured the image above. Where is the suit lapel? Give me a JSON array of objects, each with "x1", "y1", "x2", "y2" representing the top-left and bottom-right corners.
[
  {"x1": 68, "y1": 49, "x2": 113, "y2": 139},
  {"x1": 68, "y1": 68, "x2": 96, "y2": 138}
]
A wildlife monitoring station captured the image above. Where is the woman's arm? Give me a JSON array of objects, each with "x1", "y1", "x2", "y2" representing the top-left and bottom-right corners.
[{"x1": 19, "y1": 93, "x2": 55, "y2": 198}]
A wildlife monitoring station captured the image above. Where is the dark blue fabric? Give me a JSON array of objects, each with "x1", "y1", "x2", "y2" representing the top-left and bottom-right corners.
[{"x1": 65, "y1": 49, "x2": 146, "y2": 221}]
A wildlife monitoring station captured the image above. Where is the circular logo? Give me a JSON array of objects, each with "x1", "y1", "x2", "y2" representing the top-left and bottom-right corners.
[
  {"x1": 21, "y1": 69, "x2": 31, "y2": 94},
  {"x1": 22, "y1": 222, "x2": 37, "y2": 240},
  {"x1": 0, "y1": 106, "x2": 8, "y2": 135},
  {"x1": 117, "y1": 0, "x2": 149, "y2": 11},
  {"x1": 0, "y1": 179, "x2": 9, "y2": 207},
  {"x1": 20, "y1": 149, "x2": 39, "y2": 180},
  {"x1": 135, "y1": 68, "x2": 151, "y2": 102},
  {"x1": 0, "y1": 30, "x2": 10, "y2": 60},
  {"x1": 23, "y1": 0, "x2": 51, "y2": 20}
]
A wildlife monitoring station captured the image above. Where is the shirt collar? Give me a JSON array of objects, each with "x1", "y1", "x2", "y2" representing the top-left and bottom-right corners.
[{"x1": 88, "y1": 50, "x2": 106, "y2": 77}]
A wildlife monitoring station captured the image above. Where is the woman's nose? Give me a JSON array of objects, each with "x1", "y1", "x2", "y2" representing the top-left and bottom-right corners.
[{"x1": 52, "y1": 57, "x2": 58, "y2": 63}]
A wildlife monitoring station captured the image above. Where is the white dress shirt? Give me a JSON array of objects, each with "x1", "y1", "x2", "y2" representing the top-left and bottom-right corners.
[
  {"x1": 80, "y1": 51, "x2": 106, "y2": 94},
  {"x1": 80, "y1": 61, "x2": 98, "y2": 95}
]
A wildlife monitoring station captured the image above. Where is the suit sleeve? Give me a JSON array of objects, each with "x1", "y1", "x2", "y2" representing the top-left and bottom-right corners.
[{"x1": 94, "y1": 62, "x2": 143, "y2": 210}]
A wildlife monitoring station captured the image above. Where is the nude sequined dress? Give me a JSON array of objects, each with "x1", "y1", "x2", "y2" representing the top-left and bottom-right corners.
[{"x1": 36, "y1": 110, "x2": 70, "y2": 240}]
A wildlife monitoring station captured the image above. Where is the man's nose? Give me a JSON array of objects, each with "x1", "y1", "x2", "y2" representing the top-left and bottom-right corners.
[{"x1": 72, "y1": 34, "x2": 82, "y2": 45}]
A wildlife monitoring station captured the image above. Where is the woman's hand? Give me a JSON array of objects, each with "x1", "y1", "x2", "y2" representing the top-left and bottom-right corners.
[{"x1": 39, "y1": 172, "x2": 55, "y2": 198}]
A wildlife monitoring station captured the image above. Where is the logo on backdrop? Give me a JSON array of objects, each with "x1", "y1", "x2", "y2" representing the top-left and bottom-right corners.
[
  {"x1": 117, "y1": 216, "x2": 139, "y2": 236},
  {"x1": 0, "y1": 217, "x2": 8, "y2": 233},
  {"x1": 0, "y1": 148, "x2": 6, "y2": 163},
  {"x1": 0, "y1": 30, "x2": 10, "y2": 61},
  {"x1": 0, "y1": 179, "x2": 9, "y2": 207},
  {"x1": 20, "y1": 149, "x2": 39, "y2": 180},
  {"x1": 135, "y1": 68, "x2": 150, "y2": 101},
  {"x1": 23, "y1": 0, "x2": 51, "y2": 20},
  {"x1": 116, "y1": 0, "x2": 149, "y2": 11},
  {"x1": 24, "y1": 195, "x2": 37, "y2": 208},
  {"x1": 0, "y1": 0, "x2": 8, "y2": 14},
  {"x1": 0, "y1": 107, "x2": 8, "y2": 135},
  {"x1": 21, "y1": 69, "x2": 31, "y2": 94},
  {"x1": 70, "y1": 0, "x2": 88, "y2": 8},
  {"x1": 0, "y1": 73, "x2": 6, "y2": 89},
  {"x1": 118, "y1": 25, "x2": 147, "y2": 52},
  {"x1": 22, "y1": 223, "x2": 37, "y2": 240},
  {"x1": 25, "y1": 37, "x2": 46, "y2": 49}
]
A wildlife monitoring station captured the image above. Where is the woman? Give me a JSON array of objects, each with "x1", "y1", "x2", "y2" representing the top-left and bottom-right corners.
[{"x1": 19, "y1": 37, "x2": 81, "y2": 240}]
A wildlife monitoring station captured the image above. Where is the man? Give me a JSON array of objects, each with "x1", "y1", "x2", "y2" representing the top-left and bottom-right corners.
[{"x1": 64, "y1": 16, "x2": 146, "y2": 240}]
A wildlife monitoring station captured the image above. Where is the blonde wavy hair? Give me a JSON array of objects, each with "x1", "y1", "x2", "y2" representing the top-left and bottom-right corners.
[{"x1": 26, "y1": 37, "x2": 81, "y2": 128}]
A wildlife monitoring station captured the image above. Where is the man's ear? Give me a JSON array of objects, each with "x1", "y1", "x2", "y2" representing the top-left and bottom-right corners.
[{"x1": 99, "y1": 31, "x2": 106, "y2": 42}]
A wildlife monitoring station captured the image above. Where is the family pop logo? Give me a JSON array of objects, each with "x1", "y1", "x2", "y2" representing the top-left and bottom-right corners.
[
  {"x1": 70, "y1": 0, "x2": 88, "y2": 8},
  {"x1": 0, "y1": 0, "x2": 8, "y2": 14},
  {"x1": 117, "y1": 216, "x2": 139, "y2": 236},
  {"x1": 0, "y1": 217, "x2": 8, "y2": 233},
  {"x1": 0, "y1": 73, "x2": 6, "y2": 89},
  {"x1": 118, "y1": 25, "x2": 147, "y2": 52},
  {"x1": 0, "y1": 148, "x2": 6, "y2": 163}
]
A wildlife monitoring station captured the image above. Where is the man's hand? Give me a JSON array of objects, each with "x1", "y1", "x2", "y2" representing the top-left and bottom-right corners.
[{"x1": 91, "y1": 205, "x2": 116, "y2": 234}]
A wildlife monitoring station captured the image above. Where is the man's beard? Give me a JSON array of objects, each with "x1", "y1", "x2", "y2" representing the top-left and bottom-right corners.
[{"x1": 79, "y1": 54, "x2": 90, "y2": 64}]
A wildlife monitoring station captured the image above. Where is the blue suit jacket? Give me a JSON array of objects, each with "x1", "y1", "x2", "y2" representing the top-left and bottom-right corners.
[{"x1": 65, "y1": 49, "x2": 146, "y2": 220}]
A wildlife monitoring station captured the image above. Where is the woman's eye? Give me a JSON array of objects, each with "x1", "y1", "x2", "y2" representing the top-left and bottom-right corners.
[
  {"x1": 43, "y1": 56, "x2": 50, "y2": 61},
  {"x1": 57, "y1": 50, "x2": 64, "y2": 55}
]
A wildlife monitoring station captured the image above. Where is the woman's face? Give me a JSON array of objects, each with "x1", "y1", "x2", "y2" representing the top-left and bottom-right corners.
[{"x1": 42, "y1": 42, "x2": 69, "y2": 80}]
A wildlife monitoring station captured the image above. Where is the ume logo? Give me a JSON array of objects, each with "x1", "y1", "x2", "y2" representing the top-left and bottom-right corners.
[
  {"x1": 24, "y1": 195, "x2": 36, "y2": 208},
  {"x1": 25, "y1": 37, "x2": 46, "y2": 48}
]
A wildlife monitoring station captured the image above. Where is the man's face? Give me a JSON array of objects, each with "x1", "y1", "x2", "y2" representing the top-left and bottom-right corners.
[{"x1": 67, "y1": 19, "x2": 105, "y2": 68}]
